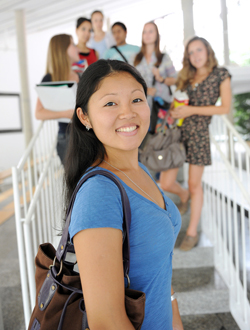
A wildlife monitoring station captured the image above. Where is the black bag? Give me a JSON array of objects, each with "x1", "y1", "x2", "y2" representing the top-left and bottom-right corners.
[
  {"x1": 150, "y1": 97, "x2": 171, "y2": 134},
  {"x1": 28, "y1": 170, "x2": 146, "y2": 330}
]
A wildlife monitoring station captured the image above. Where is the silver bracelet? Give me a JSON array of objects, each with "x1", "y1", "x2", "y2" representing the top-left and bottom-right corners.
[{"x1": 171, "y1": 292, "x2": 177, "y2": 301}]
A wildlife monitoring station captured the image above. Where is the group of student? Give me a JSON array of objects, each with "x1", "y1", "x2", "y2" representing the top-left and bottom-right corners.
[
  {"x1": 35, "y1": 9, "x2": 231, "y2": 254},
  {"x1": 35, "y1": 10, "x2": 177, "y2": 161},
  {"x1": 73, "y1": 10, "x2": 141, "y2": 67},
  {"x1": 34, "y1": 8, "x2": 232, "y2": 330}
]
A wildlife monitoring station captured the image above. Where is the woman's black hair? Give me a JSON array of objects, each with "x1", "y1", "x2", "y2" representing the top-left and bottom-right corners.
[
  {"x1": 112, "y1": 22, "x2": 127, "y2": 32},
  {"x1": 64, "y1": 59, "x2": 147, "y2": 210},
  {"x1": 76, "y1": 17, "x2": 91, "y2": 29}
]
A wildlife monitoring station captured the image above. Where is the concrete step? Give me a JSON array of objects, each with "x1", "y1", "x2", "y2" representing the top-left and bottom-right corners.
[
  {"x1": 181, "y1": 312, "x2": 240, "y2": 330},
  {"x1": 173, "y1": 246, "x2": 214, "y2": 269},
  {"x1": 172, "y1": 266, "x2": 229, "y2": 316}
]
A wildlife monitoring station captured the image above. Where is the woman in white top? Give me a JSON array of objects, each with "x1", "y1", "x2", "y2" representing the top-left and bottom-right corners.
[
  {"x1": 134, "y1": 22, "x2": 177, "y2": 131},
  {"x1": 87, "y1": 10, "x2": 115, "y2": 58}
]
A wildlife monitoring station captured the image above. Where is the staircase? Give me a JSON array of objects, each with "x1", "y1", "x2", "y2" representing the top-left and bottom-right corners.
[{"x1": 169, "y1": 189, "x2": 240, "y2": 329}]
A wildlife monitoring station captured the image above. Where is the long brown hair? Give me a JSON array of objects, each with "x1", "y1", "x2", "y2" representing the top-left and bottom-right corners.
[
  {"x1": 134, "y1": 22, "x2": 163, "y2": 67},
  {"x1": 46, "y1": 34, "x2": 71, "y2": 81},
  {"x1": 176, "y1": 36, "x2": 218, "y2": 91}
]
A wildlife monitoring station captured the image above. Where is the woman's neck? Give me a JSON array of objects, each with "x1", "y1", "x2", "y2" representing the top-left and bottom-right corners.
[
  {"x1": 94, "y1": 30, "x2": 105, "y2": 37},
  {"x1": 102, "y1": 149, "x2": 140, "y2": 172},
  {"x1": 144, "y1": 44, "x2": 155, "y2": 63},
  {"x1": 68, "y1": 69, "x2": 79, "y2": 82},
  {"x1": 94, "y1": 30, "x2": 105, "y2": 42},
  {"x1": 145, "y1": 44, "x2": 155, "y2": 57},
  {"x1": 77, "y1": 41, "x2": 89, "y2": 53},
  {"x1": 195, "y1": 66, "x2": 209, "y2": 77}
]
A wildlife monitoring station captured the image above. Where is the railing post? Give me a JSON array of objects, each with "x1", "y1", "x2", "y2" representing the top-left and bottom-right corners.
[{"x1": 12, "y1": 167, "x2": 31, "y2": 328}]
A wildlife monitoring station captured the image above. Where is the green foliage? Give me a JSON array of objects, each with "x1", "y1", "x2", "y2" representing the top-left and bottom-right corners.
[{"x1": 234, "y1": 92, "x2": 250, "y2": 139}]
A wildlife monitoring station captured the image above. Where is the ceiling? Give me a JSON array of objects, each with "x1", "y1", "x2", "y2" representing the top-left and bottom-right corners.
[{"x1": 0, "y1": 0, "x2": 148, "y2": 37}]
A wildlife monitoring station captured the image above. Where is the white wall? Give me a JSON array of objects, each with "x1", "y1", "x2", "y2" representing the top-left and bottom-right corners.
[{"x1": 0, "y1": 22, "x2": 74, "y2": 171}]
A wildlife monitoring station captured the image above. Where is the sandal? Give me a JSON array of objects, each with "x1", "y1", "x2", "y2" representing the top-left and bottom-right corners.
[
  {"x1": 179, "y1": 234, "x2": 199, "y2": 251},
  {"x1": 176, "y1": 193, "x2": 190, "y2": 215}
]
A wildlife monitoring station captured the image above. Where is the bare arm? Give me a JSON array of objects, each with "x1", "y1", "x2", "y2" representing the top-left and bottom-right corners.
[
  {"x1": 95, "y1": 50, "x2": 99, "y2": 60},
  {"x1": 74, "y1": 228, "x2": 135, "y2": 330},
  {"x1": 171, "y1": 77, "x2": 231, "y2": 118},
  {"x1": 35, "y1": 97, "x2": 74, "y2": 120},
  {"x1": 171, "y1": 286, "x2": 183, "y2": 330},
  {"x1": 164, "y1": 77, "x2": 176, "y2": 86},
  {"x1": 152, "y1": 67, "x2": 176, "y2": 86}
]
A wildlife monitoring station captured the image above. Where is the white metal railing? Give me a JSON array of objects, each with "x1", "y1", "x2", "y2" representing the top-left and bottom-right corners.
[
  {"x1": 12, "y1": 120, "x2": 64, "y2": 328},
  {"x1": 202, "y1": 115, "x2": 250, "y2": 330}
]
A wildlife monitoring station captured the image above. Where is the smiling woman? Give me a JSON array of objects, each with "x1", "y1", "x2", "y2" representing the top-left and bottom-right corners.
[{"x1": 64, "y1": 60, "x2": 183, "y2": 330}]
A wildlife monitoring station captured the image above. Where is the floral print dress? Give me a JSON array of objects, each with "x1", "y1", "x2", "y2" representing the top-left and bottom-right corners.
[{"x1": 181, "y1": 67, "x2": 231, "y2": 166}]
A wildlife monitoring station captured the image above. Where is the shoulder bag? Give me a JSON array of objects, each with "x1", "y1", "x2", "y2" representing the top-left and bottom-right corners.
[
  {"x1": 28, "y1": 170, "x2": 145, "y2": 330},
  {"x1": 140, "y1": 122, "x2": 186, "y2": 172}
]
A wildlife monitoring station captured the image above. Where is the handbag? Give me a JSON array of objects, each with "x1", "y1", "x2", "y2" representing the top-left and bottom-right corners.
[
  {"x1": 140, "y1": 124, "x2": 186, "y2": 172},
  {"x1": 28, "y1": 170, "x2": 146, "y2": 330}
]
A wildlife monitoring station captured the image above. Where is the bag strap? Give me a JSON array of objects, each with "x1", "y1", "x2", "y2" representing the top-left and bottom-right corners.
[
  {"x1": 111, "y1": 45, "x2": 128, "y2": 63},
  {"x1": 56, "y1": 169, "x2": 131, "y2": 277},
  {"x1": 152, "y1": 54, "x2": 173, "y2": 96}
]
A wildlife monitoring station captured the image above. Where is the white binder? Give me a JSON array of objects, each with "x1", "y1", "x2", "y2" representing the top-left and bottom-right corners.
[{"x1": 35, "y1": 81, "x2": 77, "y2": 123}]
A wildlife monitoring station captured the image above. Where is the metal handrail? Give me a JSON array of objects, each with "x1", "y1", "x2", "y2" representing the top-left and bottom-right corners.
[{"x1": 12, "y1": 119, "x2": 63, "y2": 328}]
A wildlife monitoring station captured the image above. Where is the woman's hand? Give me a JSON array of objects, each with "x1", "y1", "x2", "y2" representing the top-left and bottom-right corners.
[
  {"x1": 170, "y1": 105, "x2": 192, "y2": 119},
  {"x1": 147, "y1": 87, "x2": 157, "y2": 96},
  {"x1": 152, "y1": 67, "x2": 162, "y2": 82}
]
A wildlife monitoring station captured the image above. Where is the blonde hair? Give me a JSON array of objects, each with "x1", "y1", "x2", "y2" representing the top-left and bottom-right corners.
[
  {"x1": 134, "y1": 22, "x2": 163, "y2": 67},
  {"x1": 46, "y1": 34, "x2": 71, "y2": 81},
  {"x1": 176, "y1": 36, "x2": 218, "y2": 91}
]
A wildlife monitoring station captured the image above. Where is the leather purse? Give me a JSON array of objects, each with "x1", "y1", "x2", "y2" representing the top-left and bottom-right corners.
[
  {"x1": 140, "y1": 127, "x2": 186, "y2": 172},
  {"x1": 28, "y1": 170, "x2": 146, "y2": 330}
]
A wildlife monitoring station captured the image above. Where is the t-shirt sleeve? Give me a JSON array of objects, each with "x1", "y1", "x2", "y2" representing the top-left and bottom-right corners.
[
  {"x1": 103, "y1": 49, "x2": 111, "y2": 59},
  {"x1": 218, "y1": 67, "x2": 231, "y2": 84},
  {"x1": 69, "y1": 175, "x2": 123, "y2": 241}
]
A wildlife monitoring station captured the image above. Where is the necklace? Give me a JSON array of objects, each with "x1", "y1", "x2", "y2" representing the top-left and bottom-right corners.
[{"x1": 102, "y1": 160, "x2": 158, "y2": 205}]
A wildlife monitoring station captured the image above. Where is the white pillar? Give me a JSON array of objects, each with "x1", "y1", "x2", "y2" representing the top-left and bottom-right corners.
[
  {"x1": 220, "y1": 0, "x2": 230, "y2": 65},
  {"x1": 106, "y1": 17, "x2": 111, "y2": 31},
  {"x1": 181, "y1": 0, "x2": 195, "y2": 44},
  {"x1": 15, "y1": 10, "x2": 33, "y2": 147}
]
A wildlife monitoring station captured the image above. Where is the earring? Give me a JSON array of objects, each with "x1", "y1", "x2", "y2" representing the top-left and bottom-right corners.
[{"x1": 86, "y1": 125, "x2": 90, "y2": 131}]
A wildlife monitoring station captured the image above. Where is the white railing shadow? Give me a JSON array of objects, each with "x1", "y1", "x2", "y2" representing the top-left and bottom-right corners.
[
  {"x1": 202, "y1": 115, "x2": 250, "y2": 330},
  {"x1": 12, "y1": 120, "x2": 64, "y2": 328}
]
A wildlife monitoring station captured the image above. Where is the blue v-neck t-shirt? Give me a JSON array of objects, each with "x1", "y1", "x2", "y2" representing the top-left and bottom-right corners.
[{"x1": 69, "y1": 163, "x2": 181, "y2": 329}]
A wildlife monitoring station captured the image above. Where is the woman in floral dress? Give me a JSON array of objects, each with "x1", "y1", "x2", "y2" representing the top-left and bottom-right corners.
[{"x1": 160, "y1": 36, "x2": 232, "y2": 251}]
